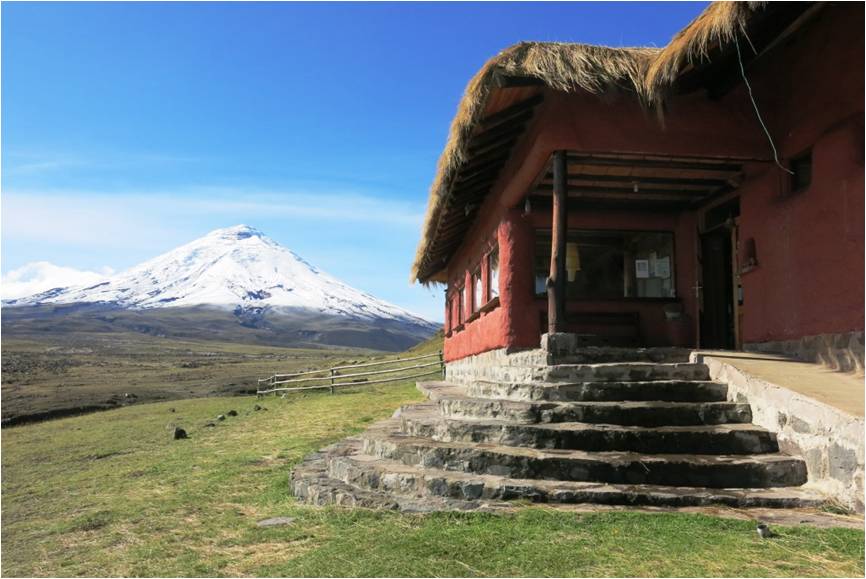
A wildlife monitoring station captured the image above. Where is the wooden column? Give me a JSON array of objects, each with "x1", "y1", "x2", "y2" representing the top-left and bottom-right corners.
[{"x1": 547, "y1": 150, "x2": 567, "y2": 334}]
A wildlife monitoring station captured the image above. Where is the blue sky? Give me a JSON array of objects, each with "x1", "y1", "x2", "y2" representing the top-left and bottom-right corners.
[{"x1": 1, "y1": 1, "x2": 707, "y2": 320}]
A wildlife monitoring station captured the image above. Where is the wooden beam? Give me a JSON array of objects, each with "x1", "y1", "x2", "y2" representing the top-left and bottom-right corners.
[
  {"x1": 548, "y1": 150, "x2": 567, "y2": 335},
  {"x1": 458, "y1": 149, "x2": 512, "y2": 176},
  {"x1": 542, "y1": 172, "x2": 730, "y2": 188},
  {"x1": 535, "y1": 184, "x2": 709, "y2": 199},
  {"x1": 527, "y1": 194, "x2": 689, "y2": 213},
  {"x1": 454, "y1": 161, "x2": 506, "y2": 186},
  {"x1": 566, "y1": 154, "x2": 742, "y2": 173},
  {"x1": 478, "y1": 94, "x2": 544, "y2": 129},
  {"x1": 467, "y1": 127, "x2": 525, "y2": 156},
  {"x1": 469, "y1": 117, "x2": 531, "y2": 151}
]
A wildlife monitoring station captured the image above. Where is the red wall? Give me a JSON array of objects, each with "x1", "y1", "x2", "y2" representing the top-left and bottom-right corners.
[
  {"x1": 734, "y1": 5, "x2": 864, "y2": 343},
  {"x1": 442, "y1": 5, "x2": 863, "y2": 360}
]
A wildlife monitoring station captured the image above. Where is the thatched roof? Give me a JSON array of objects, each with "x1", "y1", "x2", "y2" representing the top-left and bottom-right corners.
[
  {"x1": 411, "y1": 1, "x2": 770, "y2": 283},
  {"x1": 645, "y1": 2, "x2": 766, "y2": 102}
]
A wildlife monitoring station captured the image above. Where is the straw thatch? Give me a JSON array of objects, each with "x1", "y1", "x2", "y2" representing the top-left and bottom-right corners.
[
  {"x1": 410, "y1": 43, "x2": 658, "y2": 283},
  {"x1": 644, "y1": 2, "x2": 766, "y2": 102},
  {"x1": 411, "y1": 1, "x2": 768, "y2": 283}
]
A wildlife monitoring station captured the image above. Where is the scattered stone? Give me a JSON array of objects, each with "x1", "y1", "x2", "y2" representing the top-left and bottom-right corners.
[
  {"x1": 756, "y1": 523, "x2": 772, "y2": 538},
  {"x1": 124, "y1": 393, "x2": 137, "y2": 399},
  {"x1": 254, "y1": 404, "x2": 263, "y2": 411},
  {"x1": 204, "y1": 421, "x2": 216, "y2": 428},
  {"x1": 169, "y1": 408, "x2": 176, "y2": 413},
  {"x1": 227, "y1": 410, "x2": 238, "y2": 417},
  {"x1": 217, "y1": 414, "x2": 226, "y2": 421},
  {"x1": 173, "y1": 427, "x2": 188, "y2": 440},
  {"x1": 257, "y1": 516, "x2": 295, "y2": 528}
]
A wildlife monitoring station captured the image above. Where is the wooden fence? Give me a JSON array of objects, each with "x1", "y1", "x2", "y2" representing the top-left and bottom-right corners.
[{"x1": 256, "y1": 351, "x2": 444, "y2": 396}]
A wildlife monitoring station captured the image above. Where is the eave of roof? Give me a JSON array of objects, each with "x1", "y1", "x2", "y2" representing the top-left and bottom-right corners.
[{"x1": 412, "y1": 1, "x2": 822, "y2": 283}]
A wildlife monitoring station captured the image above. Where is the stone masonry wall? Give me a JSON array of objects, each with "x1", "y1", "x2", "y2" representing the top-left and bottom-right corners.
[
  {"x1": 445, "y1": 347, "x2": 545, "y2": 385},
  {"x1": 745, "y1": 331, "x2": 865, "y2": 374},
  {"x1": 693, "y1": 353, "x2": 865, "y2": 513}
]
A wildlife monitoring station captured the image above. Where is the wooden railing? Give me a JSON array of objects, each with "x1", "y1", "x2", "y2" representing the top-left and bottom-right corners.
[{"x1": 256, "y1": 351, "x2": 444, "y2": 396}]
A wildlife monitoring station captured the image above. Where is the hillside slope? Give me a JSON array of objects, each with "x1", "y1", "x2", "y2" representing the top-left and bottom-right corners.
[{"x1": 2, "y1": 386, "x2": 862, "y2": 577}]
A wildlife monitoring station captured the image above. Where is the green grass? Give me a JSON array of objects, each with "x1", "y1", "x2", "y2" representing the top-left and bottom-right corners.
[{"x1": 2, "y1": 380, "x2": 863, "y2": 577}]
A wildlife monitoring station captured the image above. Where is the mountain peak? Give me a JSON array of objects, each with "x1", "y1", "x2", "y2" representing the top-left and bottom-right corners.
[
  {"x1": 5, "y1": 226, "x2": 435, "y2": 329},
  {"x1": 207, "y1": 224, "x2": 264, "y2": 241}
]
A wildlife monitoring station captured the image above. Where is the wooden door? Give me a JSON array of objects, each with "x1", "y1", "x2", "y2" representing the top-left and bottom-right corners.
[{"x1": 699, "y1": 229, "x2": 735, "y2": 349}]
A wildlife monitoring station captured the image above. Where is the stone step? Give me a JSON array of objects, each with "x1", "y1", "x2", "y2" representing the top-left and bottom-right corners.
[
  {"x1": 400, "y1": 413, "x2": 778, "y2": 454},
  {"x1": 361, "y1": 427, "x2": 807, "y2": 488},
  {"x1": 541, "y1": 339, "x2": 693, "y2": 365},
  {"x1": 542, "y1": 362, "x2": 711, "y2": 383},
  {"x1": 467, "y1": 379, "x2": 728, "y2": 402},
  {"x1": 291, "y1": 446, "x2": 487, "y2": 512},
  {"x1": 437, "y1": 396, "x2": 753, "y2": 426},
  {"x1": 327, "y1": 438, "x2": 821, "y2": 508}
]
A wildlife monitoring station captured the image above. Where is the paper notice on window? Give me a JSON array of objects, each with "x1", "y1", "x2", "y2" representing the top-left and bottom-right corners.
[
  {"x1": 635, "y1": 259, "x2": 650, "y2": 279},
  {"x1": 655, "y1": 256, "x2": 671, "y2": 279}
]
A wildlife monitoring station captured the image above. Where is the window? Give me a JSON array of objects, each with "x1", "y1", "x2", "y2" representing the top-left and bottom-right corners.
[
  {"x1": 790, "y1": 150, "x2": 812, "y2": 192},
  {"x1": 487, "y1": 249, "x2": 499, "y2": 301},
  {"x1": 471, "y1": 269, "x2": 482, "y2": 313},
  {"x1": 534, "y1": 229, "x2": 676, "y2": 299}
]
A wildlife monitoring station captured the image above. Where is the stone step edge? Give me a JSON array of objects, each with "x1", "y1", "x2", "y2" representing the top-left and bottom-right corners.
[
  {"x1": 399, "y1": 411, "x2": 772, "y2": 434},
  {"x1": 470, "y1": 378, "x2": 724, "y2": 387},
  {"x1": 466, "y1": 380, "x2": 730, "y2": 403},
  {"x1": 419, "y1": 381, "x2": 744, "y2": 409},
  {"x1": 361, "y1": 423, "x2": 799, "y2": 466},
  {"x1": 291, "y1": 448, "x2": 495, "y2": 513},
  {"x1": 325, "y1": 440, "x2": 826, "y2": 509}
]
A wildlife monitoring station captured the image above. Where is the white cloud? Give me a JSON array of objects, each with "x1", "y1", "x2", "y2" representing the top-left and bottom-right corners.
[
  {"x1": 1, "y1": 261, "x2": 114, "y2": 299},
  {"x1": 1, "y1": 188, "x2": 425, "y2": 250}
]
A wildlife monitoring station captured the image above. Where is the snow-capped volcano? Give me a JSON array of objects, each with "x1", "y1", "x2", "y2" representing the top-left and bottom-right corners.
[{"x1": 6, "y1": 225, "x2": 434, "y2": 328}]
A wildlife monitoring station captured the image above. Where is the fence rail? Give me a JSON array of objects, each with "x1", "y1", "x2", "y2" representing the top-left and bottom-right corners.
[{"x1": 256, "y1": 351, "x2": 444, "y2": 396}]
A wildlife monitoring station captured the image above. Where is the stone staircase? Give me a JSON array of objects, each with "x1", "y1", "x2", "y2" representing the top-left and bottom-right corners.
[{"x1": 292, "y1": 357, "x2": 827, "y2": 511}]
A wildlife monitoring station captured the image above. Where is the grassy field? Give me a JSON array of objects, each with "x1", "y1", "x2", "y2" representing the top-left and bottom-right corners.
[
  {"x1": 2, "y1": 379, "x2": 863, "y2": 577},
  {"x1": 1, "y1": 330, "x2": 440, "y2": 424}
]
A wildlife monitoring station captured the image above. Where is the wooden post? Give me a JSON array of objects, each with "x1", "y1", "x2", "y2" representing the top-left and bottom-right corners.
[
  {"x1": 547, "y1": 150, "x2": 567, "y2": 334},
  {"x1": 438, "y1": 351, "x2": 444, "y2": 376},
  {"x1": 329, "y1": 369, "x2": 335, "y2": 395}
]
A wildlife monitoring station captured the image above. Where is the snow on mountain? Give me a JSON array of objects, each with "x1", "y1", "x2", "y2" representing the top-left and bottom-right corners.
[
  {"x1": 0, "y1": 261, "x2": 114, "y2": 300},
  {"x1": 5, "y1": 225, "x2": 435, "y2": 328}
]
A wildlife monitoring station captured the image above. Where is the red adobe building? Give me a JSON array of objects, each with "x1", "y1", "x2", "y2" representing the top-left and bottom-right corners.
[{"x1": 411, "y1": 2, "x2": 864, "y2": 368}]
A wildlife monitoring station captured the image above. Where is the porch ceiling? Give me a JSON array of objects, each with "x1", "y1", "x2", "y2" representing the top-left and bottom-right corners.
[{"x1": 531, "y1": 152, "x2": 745, "y2": 210}]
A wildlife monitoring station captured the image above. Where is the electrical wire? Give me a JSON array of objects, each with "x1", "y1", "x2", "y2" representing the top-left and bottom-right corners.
[{"x1": 734, "y1": 36, "x2": 794, "y2": 175}]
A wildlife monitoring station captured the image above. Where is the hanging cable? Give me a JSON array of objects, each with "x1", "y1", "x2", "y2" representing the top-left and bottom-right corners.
[{"x1": 734, "y1": 36, "x2": 794, "y2": 175}]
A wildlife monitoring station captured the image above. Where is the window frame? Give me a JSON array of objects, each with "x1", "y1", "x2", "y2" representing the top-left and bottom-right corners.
[
  {"x1": 457, "y1": 283, "x2": 466, "y2": 325},
  {"x1": 471, "y1": 266, "x2": 483, "y2": 314},
  {"x1": 789, "y1": 149, "x2": 813, "y2": 194},
  {"x1": 487, "y1": 247, "x2": 500, "y2": 303},
  {"x1": 531, "y1": 227, "x2": 679, "y2": 302}
]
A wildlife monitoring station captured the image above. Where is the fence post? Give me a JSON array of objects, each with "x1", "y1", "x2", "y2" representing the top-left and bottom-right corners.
[
  {"x1": 438, "y1": 351, "x2": 444, "y2": 377},
  {"x1": 329, "y1": 368, "x2": 335, "y2": 395}
]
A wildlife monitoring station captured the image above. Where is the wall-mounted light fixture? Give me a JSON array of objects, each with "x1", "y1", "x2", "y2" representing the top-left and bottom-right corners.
[{"x1": 741, "y1": 237, "x2": 758, "y2": 273}]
